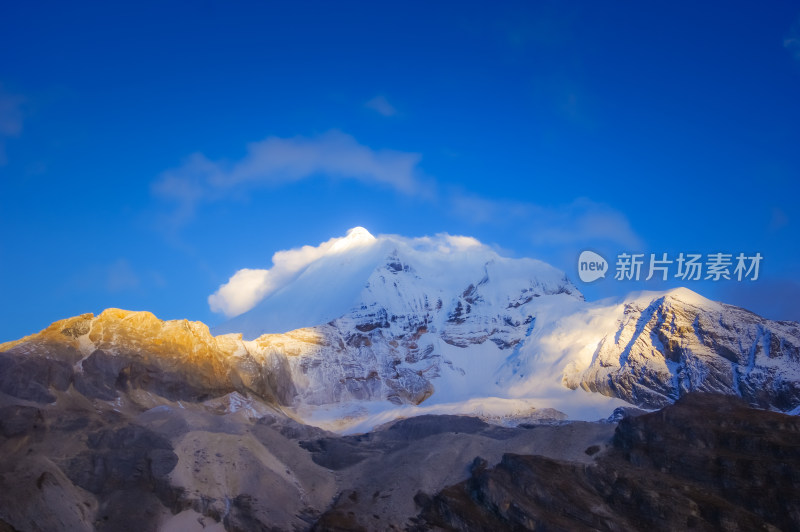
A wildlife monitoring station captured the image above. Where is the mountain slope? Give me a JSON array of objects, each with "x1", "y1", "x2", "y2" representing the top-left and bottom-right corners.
[
  {"x1": 413, "y1": 393, "x2": 800, "y2": 532},
  {"x1": 561, "y1": 288, "x2": 800, "y2": 411},
  {"x1": 212, "y1": 228, "x2": 580, "y2": 340},
  {"x1": 205, "y1": 228, "x2": 800, "y2": 423},
  {"x1": 3, "y1": 230, "x2": 800, "y2": 430}
]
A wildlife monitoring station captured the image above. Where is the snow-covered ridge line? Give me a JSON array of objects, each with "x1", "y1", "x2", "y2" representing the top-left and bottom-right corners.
[
  {"x1": 2, "y1": 228, "x2": 799, "y2": 433},
  {"x1": 211, "y1": 227, "x2": 579, "y2": 338}
]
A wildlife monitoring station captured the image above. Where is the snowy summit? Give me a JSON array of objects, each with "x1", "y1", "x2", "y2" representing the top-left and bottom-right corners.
[
  {"x1": 211, "y1": 227, "x2": 576, "y2": 339},
  {"x1": 202, "y1": 228, "x2": 800, "y2": 432}
]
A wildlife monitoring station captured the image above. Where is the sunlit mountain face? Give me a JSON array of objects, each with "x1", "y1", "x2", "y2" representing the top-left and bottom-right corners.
[
  {"x1": 1, "y1": 228, "x2": 799, "y2": 530},
  {"x1": 9, "y1": 228, "x2": 799, "y2": 430},
  {"x1": 3, "y1": 0, "x2": 799, "y2": 528}
]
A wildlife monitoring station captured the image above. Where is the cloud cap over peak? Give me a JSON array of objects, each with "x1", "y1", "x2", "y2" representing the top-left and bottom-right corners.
[
  {"x1": 209, "y1": 227, "x2": 381, "y2": 318},
  {"x1": 209, "y1": 227, "x2": 539, "y2": 320}
]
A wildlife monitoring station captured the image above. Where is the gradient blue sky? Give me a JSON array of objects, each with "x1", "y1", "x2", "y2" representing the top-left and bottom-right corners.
[{"x1": 2, "y1": 1, "x2": 799, "y2": 342}]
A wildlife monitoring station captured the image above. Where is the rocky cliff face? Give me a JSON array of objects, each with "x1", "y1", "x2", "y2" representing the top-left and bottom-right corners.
[
  {"x1": 0, "y1": 309, "x2": 266, "y2": 406},
  {"x1": 3, "y1": 283, "x2": 800, "y2": 432},
  {"x1": 264, "y1": 254, "x2": 579, "y2": 409},
  {"x1": 413, "y1": 393, "x2": 800, "y2": 532},
  {"x1": 0, "y1": 312, "x2": 619, "y2": 531},
  {"x1": 2, "y1": 231, "x2": 800, "y2": 426},
  {"x1": 2, "y1": 281, "x2": 800, "y2": 530},
  {"x1": 564, "y1": 290, "x2": 800, "y2": 411}
]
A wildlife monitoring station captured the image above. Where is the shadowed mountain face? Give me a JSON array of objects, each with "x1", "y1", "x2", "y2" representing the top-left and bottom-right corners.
[
  {"x1": 0, "y1": 306, "x2": 799, "y2": 530},
  {"x1": 0, "y1": 274, "x2": 799, "y2": 530},
  {"x1": 0, "y1": 383, "x2": 614, "y2": 531},
  {"x1": 3, "y1": 286, "x2": 800, "y2": 436},
  {"x1": 412, "y1": 394, "x2": 800, "y2": 532},
  {"x1": 9, "y1": 390, "x2": 798, "y2": 532},
  {"x1": 566, "y1": 293, "x2": 800, "y2": 412}
]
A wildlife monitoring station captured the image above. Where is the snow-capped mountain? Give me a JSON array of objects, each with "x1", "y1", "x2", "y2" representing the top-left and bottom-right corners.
[
  {"x1": 208, "y1": 228, "x2": 623, "y2": 428},
  {"x1": 562, "y1": 289, "x2": 800, "y2": 411},
  {"x1": 2, "y1": 228, "x2": 799, "y2": 433},
  {"x1": 212, "y1": 227, "x2": 580, "y2": 339},
  {"x1": 210, "y1": 228, "x2": 800, "y2": 428}
]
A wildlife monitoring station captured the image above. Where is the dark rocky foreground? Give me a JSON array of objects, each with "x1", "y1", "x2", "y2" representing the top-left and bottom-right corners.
[
  {"x1": 1, "y1": 310, "x2": 799, "y2": 530},
  {"x1": 406, "y1": 394, "x2": 800, "y2": 532},
  {"x1": 2, "y1": 386, "x2": 799, "y2": 531}
]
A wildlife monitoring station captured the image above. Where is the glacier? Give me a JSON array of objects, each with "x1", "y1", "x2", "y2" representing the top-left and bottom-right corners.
[
  {"x1": 2, "y1": 227, "x2": 797, "y2": 435},
  {"x1": 203, "y1": 228, "x2": 800, "y2": 432}
]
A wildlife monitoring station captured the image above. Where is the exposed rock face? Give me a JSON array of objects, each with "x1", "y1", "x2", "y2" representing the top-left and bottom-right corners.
[
  {"x1": 0, "y1": 352, "x2": 73, "y2": 403},
  {"x1": 2, "y1": 330, "x2": 799, "y2": 531},
  {"x1": 0, "y1": 256, "x2": 576, "y2": 412},
  {"x1": 0, "y1": 365, "x2": 614, "y2": 531},
  {"x1": 259, "y1": 261, "x2": 575, "y2": 407},
  {"x1": 565, "y1": 291, "x2": 800, "y2": 411},
  {"x1": 305, "y1": 416, "x2": 615, "y2": 531},
  {"x1": 0, "y1": 389, "x2": 339, "y2": 531},
  {"x1": 414, "y1": 393, "x2": 800, "y2": 531},
  {"x1": 2, "y1": 238, "x2": 800, "y2": 530},
  {"x1": 63, "y1": 425, "x2": 181, "y2": 532},
  {"x1": 0, "y1": 258, "x2": 585, "y2": 420},
  {"x1": 0, "y1": 310, "x2": 246, "y2": 405}
]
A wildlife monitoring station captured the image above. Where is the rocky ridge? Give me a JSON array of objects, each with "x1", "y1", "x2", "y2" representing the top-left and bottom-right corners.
[
  {"x1": 412, "y1": 393, "x2": 800, "y2": 531},
  {"x1": 1, "y1": 264, "x2": 800, "y2": 530},
  {"x1": 3, "y1": 267, "x2": 800, "y2": 432},
  {"x1": 564, "y1": 290, "x2": 800, "y2": 411}
]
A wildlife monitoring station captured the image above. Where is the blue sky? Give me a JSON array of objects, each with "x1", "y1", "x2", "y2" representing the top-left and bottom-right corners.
[{"x1": 1, "y1": 1, "x2": 799, "y2": 342}]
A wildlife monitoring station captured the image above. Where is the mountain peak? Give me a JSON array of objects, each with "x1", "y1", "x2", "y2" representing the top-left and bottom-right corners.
[
  {"x1": 211, "y1": 229, "x2": 578, "y2": 339},
  {"x1": 329, "y1": 226, "x2": 376, "y2": 253},
  {"x1": 2, "y1": 272, "x2": 799, "y2": 435}
]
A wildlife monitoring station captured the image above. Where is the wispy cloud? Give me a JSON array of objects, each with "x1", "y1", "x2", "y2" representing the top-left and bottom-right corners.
[
  {"x1": 154, "y1": 129, "x2": 641, "y2": 254},
  {"x1": 210, "y1": 227, "x2": 501, "y2": 318},
  {"x1": 365, "y1": 95, "x2": 397, "y2": 117},
  {"x1": 450, "y1": 193, "x2": 642, "y2": 249},
  {"x1": 0, "y1": 85, "x2": 26, "y2": 166},
  {"x1": 786, "y1": 16, "x2": 800, "y2": 60},
  {"x1": 153, "y1": 130, "x2": 426, "y2": 227},
  {"x1": 106, "y1": 258, "x2": 141, "y2": 293}
]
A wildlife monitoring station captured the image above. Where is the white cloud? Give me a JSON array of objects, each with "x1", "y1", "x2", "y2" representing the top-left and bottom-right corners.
[
  {"x1": 209, "y1": 227, "x2": 378, "y2": 317},
  {"x1": 208, "y1": 227, "x2": 503, "y2": 318},
  {"x1": 207, "y1": 195, "x2": 642, "y2": 318},
  {"x1": 208, "y1": 268, "x2": 270, "y2": 317},
  {"x1": 399, "y1": 233, "x2": 484, "y2": 255},
  {"x1": 365, "y1": 95, "x2": 397, "y2": 117},
  {"x1": 529, "y1": 198, "x2": 642, "y2": 248},
  {"x1": 787, "y1": 37, "x2": 800, "y2": 60},
  {"x1": 448, "y1": 193, "x2": 531, "y2": 224},
  {"x1": 450, "y1": 193, "x2": 642, "y2": 249},
  {"x1": 153, "y1": 131, "x2": 425, "y2": 226},
  {"x1": 0, "y1": 85, "x2": 25, "y2": 166}
]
